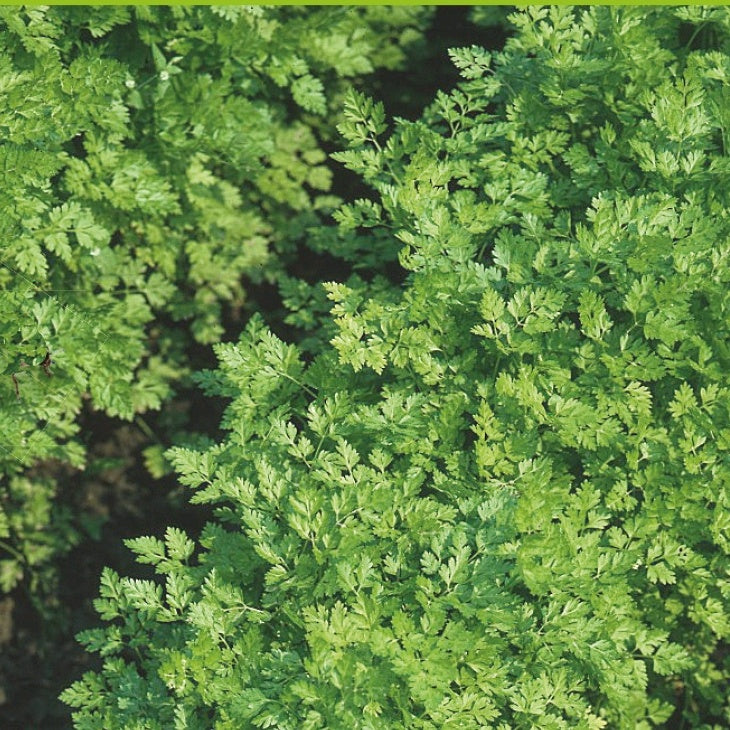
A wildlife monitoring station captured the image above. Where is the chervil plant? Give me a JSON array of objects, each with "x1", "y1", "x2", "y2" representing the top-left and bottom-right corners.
[
  {"x1": 0, "y1": 5, "x2": 430, "y2": 598},
  {"x1": 64, "y1": 6, "x2": 729, "y2": 729}
]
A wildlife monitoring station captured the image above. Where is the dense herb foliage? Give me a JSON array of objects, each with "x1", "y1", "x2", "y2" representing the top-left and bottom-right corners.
[
  {"x1": 62, "y1": 6, "x2": 730, "y2": 729},
  {"x1": 0, "y1": 5, "x2": 429, "y2": 596}
]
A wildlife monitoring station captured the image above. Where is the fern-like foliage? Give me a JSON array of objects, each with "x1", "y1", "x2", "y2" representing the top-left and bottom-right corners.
[
  {"x1": 0, "y1": 5, "x2": 431, "y2": 596},
  {"x1": 64, "y1": 7, "x2": 730, "y2": 729}
]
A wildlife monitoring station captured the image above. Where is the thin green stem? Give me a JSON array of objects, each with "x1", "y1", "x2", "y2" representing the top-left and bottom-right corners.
[
  {"x1": 135, "y1": 416, "x2": 162, "y2": 444},
  {"x1": 278, "y1": 370, "x2": 316, "y2": 399},
  {"x1": 0, "y1": 538, "x2": 26, "y2": 564}
]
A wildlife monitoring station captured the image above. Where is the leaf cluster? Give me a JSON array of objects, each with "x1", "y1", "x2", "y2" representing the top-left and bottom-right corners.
[
  {"x1": 64, "y1": 6, "x2": 730, "y2": 729},
  {"x1": 0, "y1": 5, "x2": 430, "y2": 599}
]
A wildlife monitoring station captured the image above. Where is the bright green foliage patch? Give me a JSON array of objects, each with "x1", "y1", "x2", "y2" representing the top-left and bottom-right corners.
[
  {"x1": 0, "y1": 5, "x2": 430, "y2": 595},
  {"x1": 64, "y1": 6, "x2": 729, "y2": 729}
]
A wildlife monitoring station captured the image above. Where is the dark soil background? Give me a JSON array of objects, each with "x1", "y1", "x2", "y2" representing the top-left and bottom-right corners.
[{"x1": 0, "y1": 9, "x2": 508, "y2": 728}]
